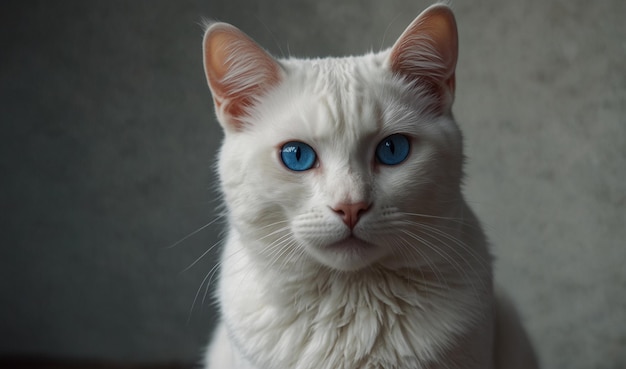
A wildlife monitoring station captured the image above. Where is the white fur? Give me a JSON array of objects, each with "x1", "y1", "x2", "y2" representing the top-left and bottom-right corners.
[{"x1": 202, "y1": 6, "x2": 537, "y2": 369}]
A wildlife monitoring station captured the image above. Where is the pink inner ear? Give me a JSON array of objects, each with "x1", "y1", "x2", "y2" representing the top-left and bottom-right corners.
[
  {"x1": 203, "y1": 24, "x2": 282, "y2": 129},
  {"x1": 389, "y1": 5, "x2": 458, "y2": 99}
]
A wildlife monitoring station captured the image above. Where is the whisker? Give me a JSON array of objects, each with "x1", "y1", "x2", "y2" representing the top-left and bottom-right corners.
[
  {"x1": 399, "y1": 217, "x2": 492, "y2": 290},
  {"x1": 201, "y1": 267, "x2": 216, "y2": 307},
  {"x1": 258, "y1": 219, "x2": 291, "y2": 231},
  {"x1": 188, "y1": 258, "x2": 221, "y2": 323},
  {"x1": 274, "y1": 239, "x2": 300, "y2": 271},
  {"x1": 399, "y1": 223, "x2": 488, "y2": 300},
  {"x1": 400, "y1": 229, "x2": 476, "y2": 288},
  {"x1": 165, "y1": 216, "x2": 222, "y2": 250},
  {"x1": 195, "y1": 244, "x2": 247, "y2": 316},
  {"x1": 400, "y1": 211, "x2": 485, "y2": 233},
  {"x1": 416, "y1": 222, "x2": 491, "y2": 271},
  {"x1": 388, "y1": 235, "x2": 431, "y2": 287},
  {"x1": 180, "y1": 239, "x2": 223, "y2": 274},
  {"x1": 258, "y1": 224, "x2": 292, "y2": 241},
  {"x1": 264, "y1": 231, "x2": 301, "y2": 270},
  {"x1": 380, "y1": 13, "x2": 403, "y2": 51},
  {"x1": 395, "y1": 232, "x2": 449, "y2": 290},
  {"x1": 255, "y1": 15, "x2": 286, "y2": 59}
]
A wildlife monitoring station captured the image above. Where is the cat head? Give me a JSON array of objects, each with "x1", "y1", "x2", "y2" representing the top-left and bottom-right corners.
[{"x1": 203, "y1": 4, "x2": 465, "y2": 272}]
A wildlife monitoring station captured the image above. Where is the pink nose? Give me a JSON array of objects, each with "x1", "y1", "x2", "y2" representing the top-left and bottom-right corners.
[{"x1": 331, "y1": 202, "x2": 370, "y2": 229}]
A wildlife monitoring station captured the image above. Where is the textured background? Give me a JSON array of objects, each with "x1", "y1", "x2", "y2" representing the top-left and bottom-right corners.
[{"x1": 1, "y1": 0, "x2": 624, "y2": 368}]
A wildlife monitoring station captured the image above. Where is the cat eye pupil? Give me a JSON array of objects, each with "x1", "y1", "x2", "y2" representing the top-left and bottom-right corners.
[
  {"x1": 386, "y1": 140, "x2": 395, "y2": 154},
  {"x1": 376, "y1": 134, "x2": 410, "y2": 166},
  {"x1": 281, "y1": 141, "x2": 316, "y2": 172}
]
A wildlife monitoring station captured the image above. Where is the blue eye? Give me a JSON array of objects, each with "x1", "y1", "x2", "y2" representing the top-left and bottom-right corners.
[
  {"x1": 280, "y1": 141, "x2": 317, "y2": 171},
  {"x1": 375, "y1": 134, "x2": 410, "y2": 165}
]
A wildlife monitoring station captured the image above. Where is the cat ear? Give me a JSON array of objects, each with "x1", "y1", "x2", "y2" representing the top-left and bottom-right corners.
[
  {"x1": 388, "y1": 4, "x2": 458, "y2": 112},
  {"x1": 203, "y1": 23, "x2": 283, "y2": 132}
]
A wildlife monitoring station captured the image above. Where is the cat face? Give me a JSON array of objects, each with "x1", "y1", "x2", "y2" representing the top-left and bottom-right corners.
[{"x1": 204, "y1": 5, "x2": 464, "y2": 271}]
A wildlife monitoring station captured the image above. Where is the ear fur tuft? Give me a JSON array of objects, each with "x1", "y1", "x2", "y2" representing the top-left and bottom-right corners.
[
  {"x1": 388, "y1": 4, "x2": 458, "y2": 112},
  {"x1": 203, "y1": 23, "x2": 283, "y2": 131}
]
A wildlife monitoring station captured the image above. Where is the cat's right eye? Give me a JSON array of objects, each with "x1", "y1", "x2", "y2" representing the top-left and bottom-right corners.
[{"x1": 280, "y1": 141, "x2": 317, "y2": 171}]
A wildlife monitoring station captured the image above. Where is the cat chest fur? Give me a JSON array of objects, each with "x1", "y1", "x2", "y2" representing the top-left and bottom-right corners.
[{"x1": 218, "y1": 238, "x2": 493, "y2": 369}]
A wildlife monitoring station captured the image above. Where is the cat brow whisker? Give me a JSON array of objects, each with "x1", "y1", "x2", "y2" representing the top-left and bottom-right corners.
[
  {"x1": 380, "y1": 13, "x2": 403, "y2": 51},
  {"x1": 254, "y1": 15, "x2": 286, "y2": 59}
]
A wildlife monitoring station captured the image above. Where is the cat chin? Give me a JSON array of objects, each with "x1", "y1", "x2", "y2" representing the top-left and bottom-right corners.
[{"x1": 306, "y1": 236, "x2": 389, "y2": 272}]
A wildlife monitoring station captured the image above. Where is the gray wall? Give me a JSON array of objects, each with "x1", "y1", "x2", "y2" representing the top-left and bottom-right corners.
[{"x1": 1, "y1": 0, "x2": 624, "y2": 368}]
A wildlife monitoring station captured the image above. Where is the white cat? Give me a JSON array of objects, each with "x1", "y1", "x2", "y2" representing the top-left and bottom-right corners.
[{"x1": 201, "y1": 4, "x2": 538, "y2": 369}]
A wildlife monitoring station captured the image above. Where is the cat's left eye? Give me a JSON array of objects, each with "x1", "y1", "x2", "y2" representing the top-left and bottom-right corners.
[
  {"x1": 375, "y1": 134, "x2": 410, "y2": 166},
  {"x1": 280, "y1": 141, "x2": 317, "y2": 171}
]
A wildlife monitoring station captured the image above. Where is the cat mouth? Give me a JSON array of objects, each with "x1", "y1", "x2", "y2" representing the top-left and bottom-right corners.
[
  {"x1": 315, "y1": 235, "x2": 384, "y2": 271},
  {"x1": 327, "y1": 235, "x2": 373, "y2": 251}
]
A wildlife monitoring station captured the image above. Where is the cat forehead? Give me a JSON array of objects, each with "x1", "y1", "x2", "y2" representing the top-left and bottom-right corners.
[
  {"x1": 263, "y1": 53, "x2": 399, "y2": 138},
  {"x1": 280, "y1": 52, "x2": 389, "y2": 90}
]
